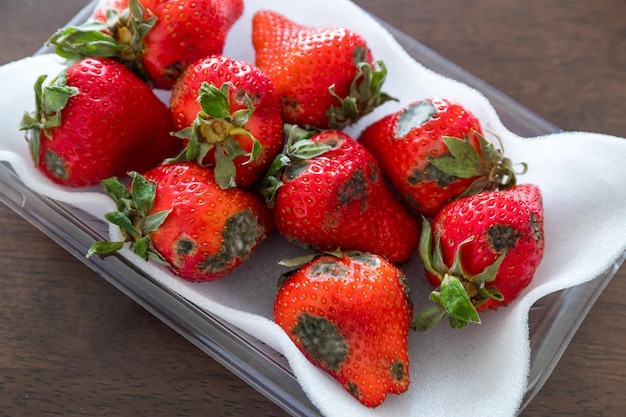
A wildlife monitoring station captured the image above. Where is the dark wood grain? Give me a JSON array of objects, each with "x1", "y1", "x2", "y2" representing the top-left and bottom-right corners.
[{"x1": 1, "y1": 1, "x2": 624, "y2": 416}]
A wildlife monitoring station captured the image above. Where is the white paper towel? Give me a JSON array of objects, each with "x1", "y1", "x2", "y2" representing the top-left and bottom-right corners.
[{"x1": 2, "y1": 1, "x2": 626, "y2": 416}]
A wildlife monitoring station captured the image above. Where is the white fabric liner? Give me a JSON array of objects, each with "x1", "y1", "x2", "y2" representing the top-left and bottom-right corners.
[{"x1": 1, "y1": 1, "x2": 626, "y2": 416}]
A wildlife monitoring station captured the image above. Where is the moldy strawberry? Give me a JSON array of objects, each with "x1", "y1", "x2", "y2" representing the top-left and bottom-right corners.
[
  {"x1": 274, "y1": 250, "x2": 413, "y2": 407},
  {"x1": 88, "y1": 162, "x2": 273, "y2": 282},
  {"x1": 414, "y1": 183, "x2": 545, "y2": 330},
  {"x1": 19, "y1": 57, "x2": 179, "y2": 187},
  {"x1": 263, "y1": 125, "x2": 420, "y2": 264}
]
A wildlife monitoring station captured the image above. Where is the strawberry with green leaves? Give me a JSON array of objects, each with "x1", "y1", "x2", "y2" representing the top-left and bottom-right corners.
[
  {"x1": 168, "y1": 55, "x2": 284, "y2": 189},
  {"x1": 50, "y1": 0, "x2": 244, "y2": 89},
  {"x1": 274, "y1": 250, "x2": 413, "y2": 407},
  {"x1": 19, "y1": 57, "x2": 179, "y2": 187},
  {"x1": 263, "y1": 125, "x2": 420, "y2": 264},
  {"x1": 414, "y1": 183, "x2": 545, "y2": 331},
  {"x1": 359, "y1": 97, "x2": 523, "y2": 217},
  {"x1": 88, "y1": 161, "x2": 273, "y2": 282},
  {"x1": 252, "y1": 10, "x2": 395, "y2": 130}
]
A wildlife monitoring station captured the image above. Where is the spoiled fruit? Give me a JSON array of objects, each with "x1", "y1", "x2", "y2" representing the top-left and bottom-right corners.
[
  {"x1": 274, "y1": 251, "x2": 413, "y2": 407},
  {"x1": 414, "y1": 183, "x2": 545, "y2": 330},
  {"x1": 88, "y1": 162, "x2": 273, "y2": 282},
  {"x1": 262, "y1": 125, "x2": 420, "y2": 264}
]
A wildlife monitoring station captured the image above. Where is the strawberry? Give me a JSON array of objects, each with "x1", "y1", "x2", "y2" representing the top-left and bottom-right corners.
[
  {"x1": 87, "y1": 161, "x2": 274, "y2": 282},
  {"x1": 252, "y1": 10, "x2": 395, "y2": 130},
  {"x1": 414, "y1": 183, "x2": 545, "y2": 330},
  {"x1": 359, "y1": 97, "x2": 523, "y2": 217},
  {"x1": 274, "y1": 250, "x2": 413, "y2": 407},
  {"x1": 263, "y1": 125, "x2": 420, "y2": 264},
  {"x1": 50, "y1": 0, "x2": 244, "y2": 89},
  {"x1": 18, "y1": 57, "x2": 179, "y2": 187},
  {"x1": 168, "y1": 55, "x2": 284, "y2": 189}
]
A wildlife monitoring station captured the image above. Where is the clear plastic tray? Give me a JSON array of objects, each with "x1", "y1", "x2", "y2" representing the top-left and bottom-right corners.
[{"x1": 1, "y1": 1, "x2": 622, "y2": 415}]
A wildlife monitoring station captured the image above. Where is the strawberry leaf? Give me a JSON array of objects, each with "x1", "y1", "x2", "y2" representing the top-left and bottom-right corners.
[
  {"x1": 428, "y1": 131, "x2": 528, "y2": 198},
  {"x1": 213, "y1": 143, "x2": 238, "y2": 189},
  {"x1": 102, "y1": 176, "x2": 133, "y2": 214},
  {"x1": 429, "y1": 136, "x2": 486, "y2": 179},
  {"x1": 104, "y1": 211, "x2": 138, "y2": 238},
  {"x1": 142, "y1": 210, "x2": 171, "y2": 234},
  {"x1": 132, "y1": 236, "x2": 150, "y2": 260},
  {"x1": 288, "y1": 138, "x2": 330, "y2": 159},
  {"x1": 147, "y1": 250, "x2": 169, "y2": 266},
  {"x1": 448, "y1": 237, "x2": 474, "y2": 277},
  {"x1": 418, "y1": 217, "x2": 447, "y2": 280},
  {"x1": 20, "y1": 112, "x2": 42, "y2": 165},
  {"x1": 438, "y1": 275, "x2": 481, "y2": 326},
  {"x1": 129, "y1": 171, "x2": 156, "y2": 217},
  {"x1": 48, "y1": 22, "x2": 123, "y2": 61},
  {"x1": 86, "y1": 240, "x2": 125, "y2": 257},
  {"x1": 278, "y1": 254, "x2": 319, "y2": 268},
  {"x1": 261, "y1": 156, "x2": 289, "y2": 207},
  {"x1": 41, "y1": 73, "x2": 78, "y2": 117},
  {"x1": 478, "y1": 285, "x2": 504, "y2": 302},
  {"x1": 102, "y1": 176, "x2": 131, "y2": 200},
  {"x1": 198, "y1": 83, "x2": 232, "y2": 119},
  {"x1": 418, "y1": 217, "x2": 437, "y2": 276},
  {"x1": 411, "y1": 304, "x2": 447, "y2": 332},
  {"x1": 231, "y1": 92, "x2": 256, "y2": 128},
  {"x1": 472, "y1": 250, "x2": 506, "y2": 285}
]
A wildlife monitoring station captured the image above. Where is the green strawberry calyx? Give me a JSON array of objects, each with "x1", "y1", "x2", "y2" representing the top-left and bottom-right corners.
[
  {"x1": 47, "y1": 0, "x2": 155, "y2": 82},
  {"x1": 86, "y1": 172, "x2": 171, "y2": 265},
  {"x1": 326, "y1": 47, "x2": 397, "y2": 129},
  {"x1": 431, "y1": 131, "x2": 528, "y2": 196},
  {"x1": 412, "y1": 218, "x2": 505, "y2": 331},
  {"x1": 261, "y1": 124, "x2": 332, "y2": 207},
  {"x1": 19, "y1": 72, "x2": 78, "y2": 166},
  {"x1": 166, "y1": 82, "x2": 262, "y2": 189}
]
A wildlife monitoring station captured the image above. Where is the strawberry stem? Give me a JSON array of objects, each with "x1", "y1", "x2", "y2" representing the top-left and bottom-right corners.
[
  {"x1": 167, "y1": 82, "x2": 261, "y2": 189},
  {"x1": 261, "y1": 124, "x2": 332, "y2": 207},
  {"x1": 326, "y1": 51, "x2": 397, "y2": 129},
  {"x1": 87, "y1": 172, "x2": 170, "y2": 265},
  {"x1": 429, "y1": 132, "x2": 526, "y2": 197}
]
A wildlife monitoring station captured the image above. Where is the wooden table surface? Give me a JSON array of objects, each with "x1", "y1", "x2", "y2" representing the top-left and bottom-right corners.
[{"x1": 1, "y1": 0, "x2": 625, "y2": 416}]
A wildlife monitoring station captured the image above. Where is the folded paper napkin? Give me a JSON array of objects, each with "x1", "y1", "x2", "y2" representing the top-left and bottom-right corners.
[{"x1": 2, "y1": 1, "x2": 626, "y2": 416}]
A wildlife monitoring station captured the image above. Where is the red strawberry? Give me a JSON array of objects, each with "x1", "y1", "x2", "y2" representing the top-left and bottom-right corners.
[
  {"x1": 252, "y1": 10, "x2": 395, "y2": 130},
  {"x1": 51, "y1": 0, "x2": 244, "y2": 89},
  {"x1": 87, "y1": 161, "x2": 273, "y2": 282},
  {"x1": 414, "y1": 184, "x2": 545, "y2": 330},
  {"x1": 168, "y1": 55, "x2": 284, "y2": 188},
  {"x1": 18, "y1": 57, "x2": 179, "y2": 187},
  {"x1": 359, "y1": 97, "x2": 523, "y2": 217},
  {"x1": 274, "y1": 250, "x2": 413, "y2": 407},
  {"x1": 263, "y1": 126, "x2": 420, "y2": 264}
]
